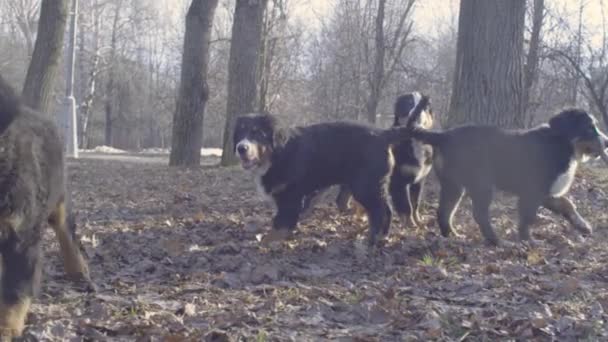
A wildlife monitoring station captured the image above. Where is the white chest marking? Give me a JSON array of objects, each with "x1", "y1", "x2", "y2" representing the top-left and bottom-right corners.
[
  {"x1": 550, "y1": 159, "x2": 578, "y2": 197},
  {"x1": 252, "y1": 163, "x2": 276, "y2": 210}
]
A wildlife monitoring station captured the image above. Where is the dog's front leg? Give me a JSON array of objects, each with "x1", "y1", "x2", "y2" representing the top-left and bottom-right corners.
[
  {"x1": 336, "y1": 186, "x2": 353, "y2": 213},
  {"x1": 262, "y1": 193, "x2": 302, "y2": 244},
  {"x1": 516, "y1": 195, "x2": 551, "y2": 246},
  {"x1": 389, "y1": 175, "x2": 417, "y2": 228},
  {"x1": 543, "y1": 196, "x2": 593, "y2": 235},
  {"x1": 409, "y1": 181, "x2": 424, "y2": 226}
]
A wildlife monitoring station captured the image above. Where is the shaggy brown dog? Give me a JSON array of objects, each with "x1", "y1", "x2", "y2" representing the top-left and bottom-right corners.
[{"x1": 0, "y1": 75, "x2": 93, "y2": 339}]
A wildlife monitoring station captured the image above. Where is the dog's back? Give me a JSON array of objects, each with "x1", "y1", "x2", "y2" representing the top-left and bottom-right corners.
[
  {"x1": 273, "y1": 121, "x2": 393, "y2": 188},
  {"x1": 0, "y1": 109, "x2": 66, "y2": 224},
  {"x1": 423, "y1": 125, "x2": 572, "y2": 196}
]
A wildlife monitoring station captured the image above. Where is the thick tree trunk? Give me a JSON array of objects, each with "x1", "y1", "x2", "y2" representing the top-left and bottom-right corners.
[
  {"x1": 169, "y1": 0, "x2": 219, "y2": 166},
  {"x1": 523, "y1": 0, "x2": 544, "y2": 124},
  {"x1": 220, "y1": 0, "x2": 269, "y2": 166},
  {"x1": 78, "y1": 0, "x2": 101, "y2": 149},
  {"x1": 447, "y1": 0, "x2": 526, "y2": 128},
  {"x1": 21, "y1": 0, "x2": 69, "y2": 113},
  {"x1": 104, "y1": 1, "x2": 121, "y2": 147},
  {"x1": 365, "y1": 0, "x2": 386, "y2": 124}
]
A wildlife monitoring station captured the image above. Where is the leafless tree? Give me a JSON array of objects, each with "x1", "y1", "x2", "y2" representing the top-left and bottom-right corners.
[
  {"x1": 220, "y1": 0, "x2": 269, "y2": 166},
  {"x1": 7, "y1": 0, "x2": 40, "y2": 55},
  {"x1": 523, "y1": 0, "x2": 545, "y2": 123},
  {"x1": 547, "y1": 0, "x2": 608, "y2": 129},
  {"x1": 169, "y1": 0, "x2": 220, "y2": 166},
  {"x1": 448, "y1": 0, "x2": 526, "y2": 128},
  {"x1": 103, "y1": 0, "x2": 123, "y2": 147},
  {"x1": 76, "y1": 0, "x2": 104, "y2": 148},
  {"x1": 22, "y1": 0, "x2": 68, "y2": 113},
  {"x1": 365, "y1": 0, "x2": 416, "y2": 123}
]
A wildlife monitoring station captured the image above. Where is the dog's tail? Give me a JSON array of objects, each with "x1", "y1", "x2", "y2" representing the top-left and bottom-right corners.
[
  {"x1": 407, "y1": 129, "x2": 445, "y2": 146},
  {"x1": 0, "y1": 75, "x2": 20, "y2": 133},
  {"x1": 383, "y1": 95, "x2": 438, "y2": 143}
]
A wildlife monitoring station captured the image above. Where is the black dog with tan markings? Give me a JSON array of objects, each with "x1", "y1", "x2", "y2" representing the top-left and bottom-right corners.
[
  {"x1": 0, "y1": 75, "x2": 93, "y2": 339},
  {"x1": 335, "y1": 92, "x2": 434, "y2": 227},
  {"x1": 233, "y1": 101, "x2": 428, "y2": 246},
  {"x1": 408, "y1": 108, "x2": 608, "y2": 246}
]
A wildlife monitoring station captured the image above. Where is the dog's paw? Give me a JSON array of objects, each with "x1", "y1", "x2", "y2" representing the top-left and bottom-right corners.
[
  {"x1": 72, "y1": 276, "x2": 97, "y2": 293},
  {"x1": 484, "y1": 235, "x2": 502, "y2": 247},
  {"x1": 519, "y1": 238, "x2": 543, "y2": 249},
  {"x1": 400, "y1": 215, "x2": 419, "y2": 229},
  {"x1": 413, "y1": 212, "x2": 424, "y2": 227},
  {"x1": 499, "y1": 239, "x2": 517, "y2": 249},
  {"x1": 261, "y1": 229, "x2": 293, "y2": 245},
  {"x1": 572, "y1": 217, "x2": 593, "y2": 235}
]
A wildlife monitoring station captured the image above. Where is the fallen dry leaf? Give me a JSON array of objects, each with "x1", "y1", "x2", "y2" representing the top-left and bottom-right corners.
[{"x1": 20, "y1": 156, "x2": 608, "y2": 340}]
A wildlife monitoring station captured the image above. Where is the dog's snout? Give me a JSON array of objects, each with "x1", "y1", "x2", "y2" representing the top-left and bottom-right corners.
[{"x1": 237, "y1": 143, "x2": 248, "y2": 155}]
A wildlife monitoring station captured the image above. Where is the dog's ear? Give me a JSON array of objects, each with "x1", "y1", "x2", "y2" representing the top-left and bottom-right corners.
[
  {"x1": 261, "y1": 113, "x2": 287, "y2": 149},
  {"x1": 548, "y1": 112, "x2": 570, "y2": 136},
  {"x1": 406, "y1": 94, "x2": 431, "y2": 129},
  {"x1": 273, "y1": 128, "x2": 288, "y2": 149}
]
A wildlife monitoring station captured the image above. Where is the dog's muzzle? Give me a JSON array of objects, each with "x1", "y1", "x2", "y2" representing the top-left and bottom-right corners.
[{"x1": 236, "y1": 139, "x2": 260, "y2": 170}]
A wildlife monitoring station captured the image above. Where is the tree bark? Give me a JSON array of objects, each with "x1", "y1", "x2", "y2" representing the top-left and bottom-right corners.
[
  {"x1": 447, "y1": 0, "x2": 526, "y2": 128},
  {"x1": 22, "y1": 0, "x2": 69, "y2": 113},
  {"x1": 78, "y1": 0, "x2": 101, "y2": 149},
  {"x1": 104, "y1": 0, "x2": 121, "y2": 147},
  {"x1": 169, "y1": 0, "x2": 220, "y2": 166},
  {"x1": 365, "y1": 0, "x2": 386, "y2": 124},
  {"x1": 523, "y1": 0, "x2": 544, "y2": 123},
  {"x1": 220, "y1": 0, "x2": 269, "y2": 166}
]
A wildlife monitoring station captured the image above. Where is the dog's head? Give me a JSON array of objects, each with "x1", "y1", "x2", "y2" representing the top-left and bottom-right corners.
[
  {"x1": 549, "y1": 109, "x2": 608, "y2": 163},
  {"x1": 393, "y1": 91, "x2": 433, "y2": 129},
  {"x1": 233, "y1": 113, "x2": 281, "y2": 171}
]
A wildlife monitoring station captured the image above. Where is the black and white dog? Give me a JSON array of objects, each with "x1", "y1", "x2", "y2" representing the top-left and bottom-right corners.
[
  {"x1": 233, "y1": 98, "x2": 428, "y2": 246},
  {"x1": 408, "y1": 108, "x2": 608, "y2": 246},
  {"x1": 335, "y1": 92, "x2": 435, "y2": 228}
]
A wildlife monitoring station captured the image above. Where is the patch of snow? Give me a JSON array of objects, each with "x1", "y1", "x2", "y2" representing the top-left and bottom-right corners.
[
  {"x1": 79, "y1": 146, "x2": 223, "y2": 157},
  {"x1": 140, "y1": 148, "x2": 169, "y2": 154},
  {"x1": 80, "y1": 145, "x2": 127, "y2": 154},
  {"x1": 140, "y1": 147, "x2": 222, "y2": 157},
  {"x1": 201, "y1": 148, "x2": 223, "y2": 157}
]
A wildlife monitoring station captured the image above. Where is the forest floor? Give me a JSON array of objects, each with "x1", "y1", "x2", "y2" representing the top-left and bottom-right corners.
[{"x1": 24, "y1": 153, "x2": 608, "y2": 341}]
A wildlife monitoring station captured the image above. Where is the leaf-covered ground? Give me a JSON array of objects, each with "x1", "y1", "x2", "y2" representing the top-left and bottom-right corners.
[{"x1": 24, "y1": 153, "x2": 608, "y2": 341}]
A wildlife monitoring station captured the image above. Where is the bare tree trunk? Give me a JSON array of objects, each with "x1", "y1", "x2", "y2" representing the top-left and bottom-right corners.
[
  {"x1": 220, "y1": 0, "x2": 269, "y2": 166},
  {"x1": 365, "y1": 0, "x2": 386, "y2": 124},
  {"x1": 523, "y1": 0, "x2": 544, "y2": 124},
  {"x1": 257, "y1": 5, "x2": 271, "y2": 113},
  {"x1": 169, "y1": 0, "x2": 220, "y2": 166},
  {"x1": 570, "y1": 0, "x2": 585, "y2": 106},
  {"x1": 104, "y1": 0, "x2": 122, "y2": 147},
  {"x1": 22, "y1": 0, "x2": 69, "y2": 113},
  {"x1": 9, "y1": 0, "x2": 39, "y2": 56},
  {"x1": 447, "y1": 0, "x2": 526, "y2": 128},
  {"x1": 78, "y1": 0, "x2": 101, "y2": 149}
]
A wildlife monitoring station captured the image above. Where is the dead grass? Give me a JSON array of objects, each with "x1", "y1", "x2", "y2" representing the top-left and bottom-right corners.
[{"x1": 23, "y1": 157, "x2": 608, "y2": 341}]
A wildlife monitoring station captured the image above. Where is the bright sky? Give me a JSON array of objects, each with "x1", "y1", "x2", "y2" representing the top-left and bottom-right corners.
[
  {"x1": 158, "y1": 0, "x2": 606, "y2": 48},
  {"x1": 289, "y1": 0, "x2": 606, "y2": 46},
  {"x1": 289, "y1": 0, "x2": 458, "y2": 39}
]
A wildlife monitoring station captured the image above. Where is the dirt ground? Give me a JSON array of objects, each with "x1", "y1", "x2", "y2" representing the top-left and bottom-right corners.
[{"x1": 23, "y1": 154, "x2": 608, "y2": 341}]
